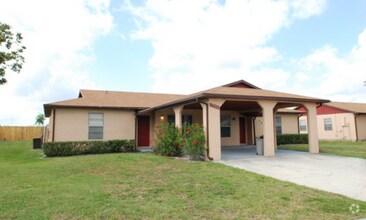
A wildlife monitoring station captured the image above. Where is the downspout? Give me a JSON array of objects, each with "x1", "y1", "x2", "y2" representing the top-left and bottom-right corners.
[
  {"x1": 52, "y1": 109, "x2": 56, "y2": 142},
  {"x1": 297, "y1": 114, "x2": 302, "y2": 134},
  {"x1": 198, "y1": 99, "x2": 213, "y2": 161},
  {"x1": 354, "y1": 114, "x2": 359, "y2": 141},
  {"x1": 252, "y1": 117, "x2": 256, "y2": 145},
  {"x1": 134, "y1": 110, "x2": 138, "y2": 150}
]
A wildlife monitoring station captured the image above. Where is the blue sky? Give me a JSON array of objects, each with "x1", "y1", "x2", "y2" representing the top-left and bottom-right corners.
[{"x1": 0, "y1": 0, "x2": 366, "y2": 125}]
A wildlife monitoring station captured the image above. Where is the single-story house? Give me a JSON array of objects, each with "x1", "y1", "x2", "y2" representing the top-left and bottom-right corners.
[
  {"x1": 44, "y1": 80, "x2": 328, "y2": 160},
  {"x1": 298, "y1": 102, "x2": 366, "y2": 141}
]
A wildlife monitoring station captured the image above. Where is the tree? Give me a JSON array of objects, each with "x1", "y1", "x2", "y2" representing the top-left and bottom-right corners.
[
  {"x1": 35, "y1": 113, "x2": 45, "y2": 126},
  {"x1": 0, "y1": 22, "x2": 26, "y2": 85}
]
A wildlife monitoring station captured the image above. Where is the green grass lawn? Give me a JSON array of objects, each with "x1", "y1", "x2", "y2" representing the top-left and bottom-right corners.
[
  {"x1": 0, "y1": 141, "x2": 365, "y2": 219},
  {"x1": 279, "y1": 141, "x2": 366, "y2": 159}
]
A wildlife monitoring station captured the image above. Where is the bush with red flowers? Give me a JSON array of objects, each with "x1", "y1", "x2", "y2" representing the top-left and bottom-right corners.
[
  {"x1": 183, "y1": 124, "x2": 205, "y2": 161},
  {"x1": 153, "y1": 123, "x2": 183, "y2": 157}
]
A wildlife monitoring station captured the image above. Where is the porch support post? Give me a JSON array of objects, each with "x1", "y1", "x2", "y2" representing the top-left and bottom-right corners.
[
  {"x1": 207, "y1": 98, "x2": 225, "y2": 160},
  {"x1": 173, "y1": 105, "x2": 184, "y2": 128},
  {"x1": 200, "y1": 102, "x2": 208, "y2": 160},
  {"x1": 258, "y1": 100, "x2": 277, "y2": 156},
  {"x1": 273, "y1": 108, "x2": 278, "y2": 150},
  {"x1": 303, "y1": 103, "x2": 319, "y2": 153}
]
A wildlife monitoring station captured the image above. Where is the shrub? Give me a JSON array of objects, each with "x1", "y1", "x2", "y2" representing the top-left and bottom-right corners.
[
  {"x1": 153, "y1": 124, "x2": 183, "y2": 157},
  {"x1": 42, "y1": 139, "x2": 136, "y2": 157},
  {"x1": 183, "y1": 124, "x2": 205, "y2": 161},
  {"x1": 277, "y1": 134, "x2": 308, "y2": 145}
]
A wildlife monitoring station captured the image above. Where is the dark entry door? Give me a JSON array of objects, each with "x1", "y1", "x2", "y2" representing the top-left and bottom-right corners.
[
  {"x1": 239, "y1": 117, "x2": 246, "y2": 144},
  {"x1": 138, "y1": 116, "x2": 150, "y2": 146}
]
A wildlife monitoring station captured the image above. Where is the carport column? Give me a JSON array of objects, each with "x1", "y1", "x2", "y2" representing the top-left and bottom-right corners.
[
  {"x1": 207, "y1": 98, "x2": 226, "y2": 160},
  {"x1": 173, "y1": 105, "x2": 184, "y2": 128},
  {"x1": 258, "y1": 100, "x2": 277, "y2": 157},
  {"x1": 273, "y1": 108, "x2": 278, "y2": 150},
  {"x1": 200, "y1": 102, "x2": 208, "y2": 160},
  {"x1": 303, "y1": 103, "x2": 319, "y2": 153}
]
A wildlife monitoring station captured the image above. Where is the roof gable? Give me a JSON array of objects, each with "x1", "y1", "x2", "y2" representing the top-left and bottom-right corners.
[
  {"x1": 297, "y1": 105, "x2": 349, "y2": 115},
  {"x1": 221, "y1": 80, "x2": 260, "y2": 89}
]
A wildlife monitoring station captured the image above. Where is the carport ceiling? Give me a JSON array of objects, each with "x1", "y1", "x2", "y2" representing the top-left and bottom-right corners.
[
  {"x1": 184, "y1": 101, "x2": 262, "y2": 110},
  {"x1": 184, "y1": 100, "x2": 301, "y2": 111}
]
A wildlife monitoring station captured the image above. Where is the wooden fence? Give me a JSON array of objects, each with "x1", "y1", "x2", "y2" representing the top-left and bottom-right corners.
[{"x1": 0, "y1": 126, "x2": 43, "y2": 141}]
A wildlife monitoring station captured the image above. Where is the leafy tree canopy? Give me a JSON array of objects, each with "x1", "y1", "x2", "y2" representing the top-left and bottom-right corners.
[{"x1": 0, "y1": 22, "x2": 26, "y2": 85}]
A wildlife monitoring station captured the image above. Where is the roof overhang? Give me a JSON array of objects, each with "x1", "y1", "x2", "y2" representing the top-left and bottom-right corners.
[
  {"x1": 44, "y1": 104, "x2": 146, "y2": 117},
  {"x1": 322, "y1": 103, "x2": 354, "y2": 114},
  {"x1": 137, "y1": 93, "x2": 330, "y2": 115}
]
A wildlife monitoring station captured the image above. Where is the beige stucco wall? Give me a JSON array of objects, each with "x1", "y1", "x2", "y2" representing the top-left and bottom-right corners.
[
  {"x1": 300, "y1": 113, "x2": 358, "y2": 141},
  {"x1": 255, "y1": 114, "x2": 299, "y2": 138},
  {"x1": 150, "y1": 108, "x2": 243, "y2": 147},
  {"x1": 356, "y1": 115, "x2": 366, "y2": 140},
  {"x1": 220, "y1": 111, "x2": 240, "y2": 146},
  {"x1": 154, "y1": 108, "x2": 203, "y2": 126},
  {"x1": 280, "y1": 114, "x2": 299, "y2": 134},
  {"x1": 49, "y1": 108, "x2": 136, "y2": 142},
  {"x1": 151, "y1": 109, "x2": 297, "y2": 147},
  {"x1": 46, "y1": 110, "x2": 54, "y2": 142},
  {"x1": 150, "y1": 108, "x2": 203, "y2": 146}
]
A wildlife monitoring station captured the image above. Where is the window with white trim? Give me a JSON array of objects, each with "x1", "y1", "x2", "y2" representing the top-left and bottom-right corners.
[
  {"x1": 220, "y1": 115, "x2": 231, "y2": 137},
  {"x1": 299, "y1": 119, "x2": 307, "y2": 132},
  {"x1": 89, "y1": 113, "x2": 104, "y2": 139},
  {"x1": 324, "y1": 118, "x2": 333, "y2": 131}
]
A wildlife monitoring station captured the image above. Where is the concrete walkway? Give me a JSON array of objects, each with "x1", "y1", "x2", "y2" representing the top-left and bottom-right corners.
[{"x1": 218, "y1": 153, "x2": 366, "y2": 202}]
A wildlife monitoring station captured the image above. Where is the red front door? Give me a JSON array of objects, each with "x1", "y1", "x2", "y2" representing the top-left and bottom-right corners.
[
  {"x1": 239, "y1": 117, "x2": 246, "y2": 144},
  {"x1": 138, "y1": 116, "x2": 150, "y2": 146}
]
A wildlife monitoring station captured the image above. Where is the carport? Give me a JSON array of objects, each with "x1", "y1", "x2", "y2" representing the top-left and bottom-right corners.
[{"x1": 139, "y1": 80, "x2": 329, "y2": 161}]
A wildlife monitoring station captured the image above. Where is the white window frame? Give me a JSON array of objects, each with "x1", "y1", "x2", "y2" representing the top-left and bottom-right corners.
[{"x1": 299, "y1": 119, "x2": 307, "y2": 132}]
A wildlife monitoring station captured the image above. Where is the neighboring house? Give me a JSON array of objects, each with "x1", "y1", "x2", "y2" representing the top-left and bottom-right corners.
[
  {"x1": 44, "y1": 80, "x2": 328, "y2": 160},
  {"x1": 255, "y1": 108, "x2": 304, "y2": 138},
  {"x1": 298, "y1": 102, "x2": 366, "y2": 141}
]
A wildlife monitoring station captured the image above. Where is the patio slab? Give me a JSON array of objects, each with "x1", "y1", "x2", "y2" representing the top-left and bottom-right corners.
[{"x1": 221, "y1": 145, "x2": 307, "y2": 160}]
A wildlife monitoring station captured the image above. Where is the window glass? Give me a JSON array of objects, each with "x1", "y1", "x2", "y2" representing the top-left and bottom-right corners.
[
  {"x1": 220, "y1": 115, "x2": 231, "y2": 137},
  {"x1": 275, "y1": 116, "x2": 282, "y2": 134},
  {"x1": 167, "y1": 114, "x2": 192, "y2": 126},
  {"x1": 324, "y1": 118, "x2": 332, "y2": 131},
  {"x1": 182, "y1": 115, "x2": 192, "y2": 126},
  {"x1": 299, "y1": 119, "x2": 307, "y2": 132},
  {"x1": 89, "y1": 113, "x2": 103, "y2": 139},
  {"x1": 167, "y1": 115, "x2": 175, "y2": 124}
]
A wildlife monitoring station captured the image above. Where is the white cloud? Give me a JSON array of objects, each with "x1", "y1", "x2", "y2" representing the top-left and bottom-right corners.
[
  {"x1": 0, "y1": 0, "x2": 113, "y2": 125},
  {"x1": 125, "y1": 0, "x2": 327, "y2": 94},
  {"x1": 126, "y1": 0, "x2": 365, "y2": 103},
  {"x1": 287, "y1": 29, "x2": 366, "y2": 102},
  {"x1": 290, "y1": 0, "x2": 327, "y2": 19}
]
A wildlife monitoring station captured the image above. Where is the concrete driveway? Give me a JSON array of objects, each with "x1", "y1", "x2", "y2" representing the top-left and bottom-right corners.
[{"x1": 217, "y1": 153, "x2": 366, "y2": 201}]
